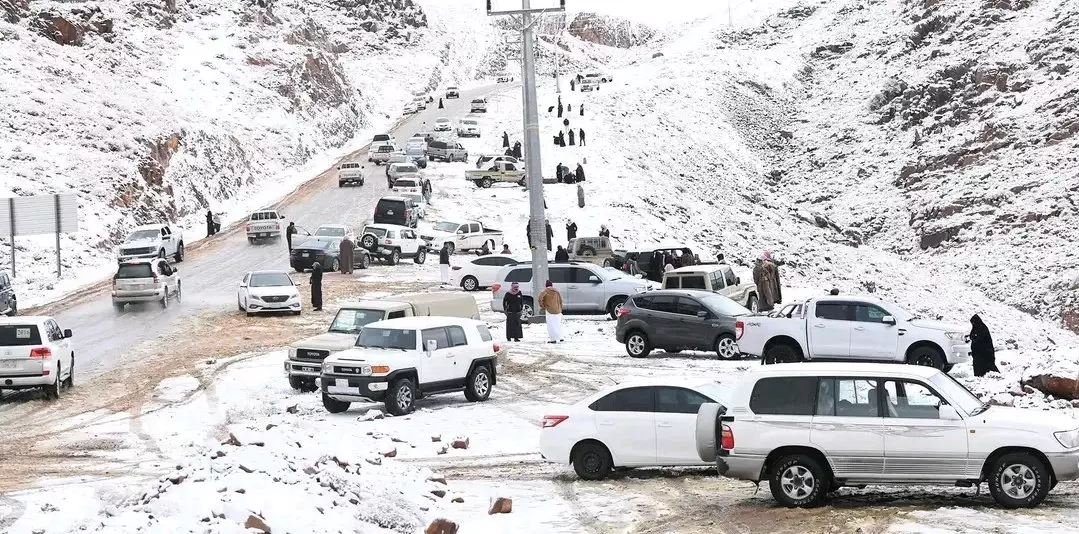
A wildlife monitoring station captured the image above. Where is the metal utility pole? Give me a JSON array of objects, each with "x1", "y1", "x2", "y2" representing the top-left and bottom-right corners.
[{"x1": 488, "y1": 0, "x2": 564, "y2": 322}]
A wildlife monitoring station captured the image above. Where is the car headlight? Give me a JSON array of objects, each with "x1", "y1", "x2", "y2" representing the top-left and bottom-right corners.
[
  {"x1": 1055, "y1": 428, "x2": 1079, "y2": 448},
  {"x1": 249, "y1": 295, "x2": 262, "y2": 302},
  {"x1": 288, "y1": 348, "x2": 297, "y2": 358},
  {"x1": 321, "y1": 362, "x2": 332, "y2": 374},
  {"x1": 944, "y1": 331, "x2": 966, "y2": 342}
]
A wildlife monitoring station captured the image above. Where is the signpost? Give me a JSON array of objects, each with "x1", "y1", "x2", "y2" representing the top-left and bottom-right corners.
[{"x1": 0, "y1": 193, "x2": 79, "y2": 277}]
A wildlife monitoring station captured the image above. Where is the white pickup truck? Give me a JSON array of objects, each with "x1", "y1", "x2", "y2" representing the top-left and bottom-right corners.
[
  {"x1": 420, "y1": 220, "x2": 504, "y2": 255},
  {"x1": 736, "y1": 295, "x2": 972, "y2": 372},
  {"x1": 117, "y1": 224, "x2": 185, "y2": 263},
  {"x1": 465, "y1": 161, "x2": 526, "y2": 188},
  {"x1": 246, "y1": 209, "x2": 286, "y2": 243}
]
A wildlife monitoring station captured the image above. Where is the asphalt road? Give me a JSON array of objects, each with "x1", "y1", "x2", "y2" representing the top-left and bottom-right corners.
[{"x1": 37, "y1": 85, "x2": 501, "y2": 383}]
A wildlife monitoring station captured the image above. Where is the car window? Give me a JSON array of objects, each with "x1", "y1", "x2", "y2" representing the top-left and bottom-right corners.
[
  {"x1": 474, "y1": 257, "x2": 501, "y2": 266},
  {"x1": 505, "y1": 268, "x2": 532, "y2": 283},
  {"x1": 589, "y1": 386, "x2": 655, "y2": 412},
  {"x1": 663, "y1": 276, "x2": 680, "y2": 289},
  {"x1": 328, "y1": 308, "x2": 385, "y2": 334},
  {"x1": 421, "y1": 327, "x2": 450, "y2": 351},
  {"x1": 476, "y1": 325, "x2": 493, "y2": 341},
  {"x1": 47, "y1": 320, "x2": 63, "y2": 341},
  {"x1": 631, "y1": 296, "x2": 653, "y2": 310},
  {"x1": 116, "y1": 263, "x2": 153, "y2": 279},
  {"x1": 387, "y1": 310, "x2": 406, "y2": 319},
  {"x1": 853, "y1": 304, "x2": 889, "y2": 323},
  {"x1": 0, "y1": 273, "x2": 9, "y2": 288},
  {"x1": 655, "y1": 387, "x2": 715, "y2": 414},
  {"x1": 0, "y1": 324, "x2": 42, "y2": 345},
  {"x1": 815, "y1": 302, "x2": 849, "y2": 321},
  {"x1": 363, "y1": 227, "x2": 388, "y2": 238},
  {"x1": 676, "y1": 297, "x2": 707, "y2": 317},
  {"x1": 548, "y1": 267, "x2": 573, "y2": 284},
  {"x1": 469, "y1": 223, "x2": 481, "y2": 233},
  {"x1": 570, "y1": 267, "x2": 596, "y2": 283},
  {"x1": 883, "y1": 380, "x2": 945, "y2": 419},
  {"x1": 723, "y1": 267, "x2": 737, "y2": 287},
  {"x1": 158, "y1": 261, "x2": 172, "y2": 276},
  {"x1": 681, "y1": 275, "x2": 706, "y2": 290},
  {"x1": 824, "y1": 378, "x2": 881, "y2": 417},
  {"x1": 649, "y1": 295, "x2": 678, "y2": 313},
  {"x1": 749, "y1": 377, "x2": 817, "y2": 416},
  {"x1": 447, "y1": 326, "x2": 468, "y2": 347},
  {"x1": 711, "y1": 271, "x2": 725, "y2": 290}
]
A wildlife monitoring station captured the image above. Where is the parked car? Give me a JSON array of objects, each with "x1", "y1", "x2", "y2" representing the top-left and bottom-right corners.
[
  {"x1": 490, "y1": 262, "x2": 657, "y2": 319},
  {"x1": 289, "y1": 236, "x2": 370, "y2": 273},
  {"x1": 402, "y1": 101, "x2": 418, "y2": 115},
  {"x1": 737, "y1": 295, "x2": 972, "y2": 371},
  {"x1": 457, "y1": 118, "x2": 481, "y2": 137},
  {"x1": 404, "y1": 143, "x2": 428, "y2": 169},
  {"x1": 663, "y1": 264, "x2": 758, "y2": 310},
  {"x1": 373, "y1": 196, "x2": 420, "y2": 229},
  {"x1": 433, "y1": 117, "x2": 452, "y2": 132},
  {"x1": 567, "y1": 236, "x2": 615, "y2": 264},
  {"x1": 470, "y1": 98, "x2": 487, "y2": 113},
  {"x1": 451, "y1": 255, "x2": 520, "y2": 291},
  {"x1": 539, "y1": 378, "x2": 733, "y2": 480},
  {"x1": 412, "y1": 96, "x2": 427, "y2": 110},
  {"x1": 475, "y1": 154, "x2": 519, "y2": 169},
  {"x1": 615, "y1": 290, "x2": 750, "y2": 359},
  {"x1": 369, "y1": 144, "x2": 395, "y2": 165},
  {"x1": 285, "y1": 293, "x2": 481, "y2": 391},
  {"x1": 319, "y1": 316, "x2": 499, "y2": 415},
  {"x1": 445, "y1": 86, "x2": 460, "y2": 99},
  {"x1": 112, "y1": 258, "x2": 181, "y2": 310},
  {"x1": 337, "y1": 162, "x2": 365, "y2": 187},
  {"x1": 118, "y1": 224, "x2": 185, "y2": 263},
  {"x1": 580, "y1": 80, "x2": 598, "y2": 92},
  {"x1": 695, "y1": 362, "x2": 1079, "y2": 508},
  {"x1": 387, "y1": 162, "x2": 420, "y2": 186},
  {"x1": 0, "y1": 316, "x2": 74, "y2": 399},
  {"x1": 245, "y1": 210, "x2": 286, "y2": 244},
  {"x1": 465, "y1": 161, "x2": 525, "y2": 188},
  {"x1": 391, "y1": 177, "x2": 424, "y2": 196},
  {"x1": 584, "y1": 72, "x2": 612, "y2": 83},
  {"x1": 237, "y1": 270, "x2": 302, "y2": 316},
  {"x1": 0, "y1": 272, "x2": 18, "y2": 316},
  {"x1": 313, "y1": 224, "x2": 353, "y2": 239},
  {"x1": 358, "y1": 224, "x2": 429, "y2": 265},
  {"x1": 427, "y1": 140, "x2": 468, "y2": 163},
  {"x1": 400, "y1": 193, "x2": 429, "y2": 219},
  {"x1": 371, "y1": 133, "x2": 396, "y2": 149},
  {"x1": 420, "y1": 219, "x2": 503, "y2": 255},
  {"x1": 496, "y1": 73, "x2": 514, "y2": 83}
]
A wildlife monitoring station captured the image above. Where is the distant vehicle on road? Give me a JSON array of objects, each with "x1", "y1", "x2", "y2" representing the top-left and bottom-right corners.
[
  {"x1": 246, "y1": 209, "x2": 286, "y2": 244},
  {"x1": 337, "y1": 162, "x2": 365, "y2": 187},
  {"x1": 0, "y1": 272, "x2": 17, "y2": 316},
  {"x1": 400, "y1": 193, "x2": 429, "y2": 220},
  {"x1": 567, "y1": 236, "x2": 615, "y2": 264},
  {"x1": 112, "y1": 258, "x2": 181, "y2": 310},
  {"x1": 313, "y1": 224, "x2": 353, "y2": 239},
  {"x1": 426, "y1": 140, "x2": 468, "y2": 163},
  {"x1": 466, "y1": 160, "x2": 525, "y2": 188},
  {"x1": 369, "y1": 144, "x2": 395, "y2": 165},
  {"x1": 373, "y1": 196, "x2": 420, "y2": 229},
  {"x1": 584, "y1": 72, "x2": 612, "y2": 83},
  {"x1": 496, "y1": 74, "x2": 514, "y2": 83},
  {"x1": 433, "y1": 117, "x2": 452, "y2": 132},
  {"x1": 615, "y1": 289, "x2": 750, "y2": 359},
  {"x1": 475, "y1": 154, "x2": 519, "y2": 169},
  {"x1": 387, "y1": 162, "x2": 421, "y2": 186},
  {"x1": 359, "y1": 224, "x2": 429, "y2": 266},
  {"x1": 457, "y1": 118, "x2": 481, "y2": 137},
  {"x1": 289, "y1": 236, "x2": 370, "y2": 273},
  {"x1": 118, "y1": 224, "x2": 184, "y2": 263},
  {"x1": 445, "y1": 86, "x2": 460, "y2": 99},
  {"x1": 470, "y1": 98, "x2": 487, "y2": 113},
  {"x1": 237, "y1": 270, "x2": 302, "y2": 316},
  {"x1": 371, "y1": 133, "x2": 397, "y2": 150},
  {"x1": 491, "y1": 262, "x2": 656, "y2": 319},
  {"x1": 0, "y1": 316, "x2": 75, "y2": 399},
  {"x1": 404, "y1": 143, "x2": 428, "y2": 169},
  {"x1": 420, "y1": 219, "x2": 503, "y2": 255}
]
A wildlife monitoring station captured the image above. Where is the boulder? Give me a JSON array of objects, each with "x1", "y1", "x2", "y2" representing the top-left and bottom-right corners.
[
  {"x1": 245, "y1": 514, "x2": 272, "y2": 533},
  {"x1": 1024, "y1": 375, "x2": 1079, "y2": 400},
  {"x1": 30, "y1": 6, "x2": 114, "y2": 46},
  {"x1": 488, "y1": 497, "x2": 513, "y2": 514},
  {"x1": 451, "y1": 437, "x2": 469, "y2": 450},
  {"x1": 0, "y1": 0, "x2": 28, "y2": 23},
  {"x1": 425, "y1": 519, "x2": 459, "y2": 534}
]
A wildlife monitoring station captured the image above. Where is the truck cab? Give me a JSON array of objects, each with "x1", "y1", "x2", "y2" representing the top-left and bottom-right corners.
[{"x1": 118, "y1": 224, "x2": 185, "y2": 263}]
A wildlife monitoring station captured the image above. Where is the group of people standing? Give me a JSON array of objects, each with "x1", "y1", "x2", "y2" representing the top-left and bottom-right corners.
[
  {"x1": 501, "y1": 280, "x2": 565, "y2": 344},
  {"x1": 555, "y1": 162, "x2": 585, "y2": 184}
]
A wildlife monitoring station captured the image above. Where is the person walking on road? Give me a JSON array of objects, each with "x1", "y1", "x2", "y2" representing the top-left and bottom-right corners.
[
  {"x1": 439, "y1": 244, "x2": 451, "y2": 285},
  {"x1": 503, "y1": 131, "x2": 510, "y2": 148},
  {"x1": 286, "y1": 222, "x2": 297, "y2": 250},
  {"x1": 970, "y1": 314, "x2": 1000, "y2": 377},
  {"x1": 545, "y1": 220, "x2": 554, "y2": 251},
  {"x1": 438, "y1": 98, "x2": 444, "y2": 109},
  {"x1": 503, "y1": 282, "x2": 525, "y2": 342},
  {"x1": 579, "y1": 103, "x2": 584, "y2": 116},
  {"x1": 566, "y1": 221, "x2": 577, "y2": 241},
  {"x1": 206, "y1": 210, "x2": 217, "y2": 237},
  {"x1": 753, "y1": 250, "x2": 782, "y2": 312},
  {"x1": 538, "y1": 281, "x2": 565, "y2": 343},
  {"x1": 554, "y1": 246, "x2": 569, "y2": 263},
  {"x1": 579, "y1": 128, "x2": 586, "y2": 146},
  {"x1": 310, "y1": 262, "x2": 324, "y2": 311},
  {"x1": 339, "y1": 235, "x2": 355, "y2": 274}
]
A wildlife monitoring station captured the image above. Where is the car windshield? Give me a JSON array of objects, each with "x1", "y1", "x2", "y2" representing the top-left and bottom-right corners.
[
  {"x1": 116, "y1": 264, "x2": 153, "y2": 279},
  {"x1": 250, "y1": 212, "x2": 278, "y2": 221},
  {"x1": 356, "y1": 327, "x2": 416, "y2": 350},
  {"x1": 396, "y1": 165, "x2": 418, "y2": 173},
  {"x1": 249, "y1": 272, "x2": 292, "y2": 287},
  {"x1": 433, "y1": 222, "x2": 462, "y2": 232},
  {"x1": 126, "y1": 230, "x2": 160, "y2": 241},
  {"x1": 362, "y1": 226, "x2": 388, "y2": 238},
  {"x1": 463, "y1": 121, "x2": 478, "y2": 126},
  {"x1": 929, "y1": 372, "x2": 984, "y2": 416},
  {"x1": 883, "y1": 301, "x2": 916, "y2": 321},
  {"x1": 315, "y1": 226, "x2": 346, "y2": 237},
  {"x1": 699, "y1": 294, "x2": 752, "y2": 317},
  {"x1": 329, "y1": 308, "x2": 386, "y2": 334}
]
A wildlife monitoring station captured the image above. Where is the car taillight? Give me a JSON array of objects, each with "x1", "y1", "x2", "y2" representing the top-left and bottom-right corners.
[
  {"x1": 384, "y1": 239, "x2": 393, "y2": 244},
  {"x1": 152, "y1": 274, "x2": 159, "y2": 283},
  {"x1": 245, "y1": 224, "x2": 251, "y2": 232},
  {"x1": 493, "y1": 343, "x2": 501, "y2": 353},
  {"x1": 735, "y1": 320, "x2": 744, "y2": 340},
  {"x1": 720, "y1": 424, "x2": 734, "y2": 450},
  {"x1": 29, "y1": 347, "x2": 51, "y2": 359},
  {"x1": 451, "y1": 266, "x2": 462, "y2": 270},
  {"x1": 491, "y1": 283, "x2": 502, "y2": 293},
  {"x1": 542, "y1": 415, "x2": 568, "y2": 428},
  {"x1": 274, "y1": 222, "x2": 280, "y2": 230},
  {"x1": 616, "y1": 307, "x2": 631, "y2": 317}
]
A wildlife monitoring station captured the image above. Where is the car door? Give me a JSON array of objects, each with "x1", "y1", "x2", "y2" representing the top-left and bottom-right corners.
[
  {"x1": 547, "y1": 266, "x2": 574, "y2": 311},
  {"x1": 654, "y1": 386, "x2": 716, "y2": 465},
  {"x1": 420, "y1": 327, "x2": 455, "y2": 387},
  {"x1": 849, "y1": 303, "x2": 902, "y2": 360},
  {"x1": 591, "y1": 386, "x2": 657, "y2": 465},
  {"x1": 567, "y1": 267, "x2": 603, "y2": 313},
  {"x1": 475, "y1": 256, "x2": 512, "y2": 287},
  {"x1": 45, "y1": 319, "x2": 70, "y2": 377},
  {"x1": 642, "y1": 295, "x2": 680, "y2": 349},
  {"x1": 720, "y1": 267, "x2": 741, "y2": 300},
  {"x1": 674, "y1": 297, "x2": 714, "y2": 350},
  {"x1": 880, "y1": 379, "x2": 969, "y2": 480},
  {"x1": 810, "y1": 302, "x2": 852, "y2": 359},
  {"x1": 468, "y1": 223, "x2": 482, "y2": 248},
  {"x1": 810, "y1": 377, "x2": 886, "y2": 479},
  {"x1": 239, "y1": 273, "x2": 251, "y2": 307}
]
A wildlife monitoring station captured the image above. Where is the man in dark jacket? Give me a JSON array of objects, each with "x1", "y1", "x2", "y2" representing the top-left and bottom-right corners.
[
  {"x1": 568, "y1": 129, "x2": 575, "y2": 145},
  {"x1": 555, "y1": 163, "x2": 564, "y2": 183},
  {"x1": 579, "y1": 129, "x2": 586, "y2": 146},
  {"x1": 513, "y1": 142, "x2": 522, "y2": 159},
  {"x1": 439, "y1": 244, "x2": 451, "y2": 285},
  {"x1": 438, "y1": 98, "x2": 444, "y2": 109},
  {"x1": 310, "y1": 262, "x2": 324, "y2": 311},
  {"x1": 286, "y1": 222, "x2": 297, "y2": 250},
  {"x1": 503, "y1": 132, "x2": 510, "y2": 148},
  {"x1": 206, "y1": 210, "x2": 216, "y2": 237},
  {"x1": 554, "y1": 246, "x2": 569, "y2": 263},
  {"x1": 545, "y1": 220, "x2": 554, "y2": 251},
  {"x1": 569, "y1": 79, "x2": 576, "y2": 91},
  {"x1": 970, "y1": 314, "x2": 1000, "y2": 377},
  {"x1": 557, "y1": 103, "x2": 564, "y2": 118},
  {"x1": 502, "y1": 282, "x2": 525, "y2": 341},
  {"x1": 575, "y1": 163, "x2": 585, "y2": 182},
  {"x1": 579, "y1": 103, "x2": 584, "y2": 116},
  {"x1": 566, "y1": 221, "x2": 577, "y2": 241}
]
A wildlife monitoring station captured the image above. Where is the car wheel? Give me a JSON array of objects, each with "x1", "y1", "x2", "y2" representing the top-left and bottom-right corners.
[
  {"x1": 464, "y1": 365, "x2": 492, "y2": 402},
  {"x1": 908, "y1": 346, "x2": 945, "y2": 370},
  {"x1": 989, "y1": 452, "x2": 1051, "y2": 508},
  {"x1": 238, "y1": 298, "x2": 245, "y2": 312},
  {"x1": 63, "y1": 356, "x2": 74, "y2": 388},
  {"x1": 44, "y1": 364, "x2": 61, "y2": 400},
  {"x1": 161, "y1": 288, "x2": 169, "y2": 308},
  {"x1": 462, "y1": 276, "x2": 479, "y2": 291},
  {"x1": 288, "y1": 376, "x2": 305, "y2": 390},
  {"x1": 331, "y1": 258, "x2": 341, "y2": 272},
  {"x1": 361, "y1": 234, "x2": 378, "y2": 250},
  {"x1": 444, "y1": 242, "x2": 455, "y2": 256},
  {"x1": 746, "y1": 294, "x2": 759, "y2": 313},
  {"x1": 480, "y1": 178, "x2": 493, "y2": 188},
  {"x1": 414, "y1": 249, "x2": 427, "y2": 264},
  {"x1": 606, "y1": 297, "x2": 627, "y2": 320},
  {"x1": 764, "y1": 342, "x2": 799, "y2": 364},
  {"x1": 580, "y1": 246, "x2": 595, "y2": 257},
  {"x1": 321, "y1": 391, "x2": 350, "y2": 414},
  {"x1": 113, "y1": 301, "x2": 125, "y2": 313},
  {"x1": 521, "y1": 299, "x2": 535, "y2": 321},
  {"x1": 385, "y1": 378, "x2": 416, "y2": 416},
  {"x1": 358, "y1": 254, "x2": 370, "y2": 269},
  {"x1": 572, "y1": 441, "x2": 613, "y2": 480},
  {"x1": 625, "y1": 331, "x2": 651, "y2": 358},
  {"x1": 248, "y1": 237, "x2": 255, "y2": 244},
  {"x1": 175, "y1": 242, "x2": 185, "y2": 262},
  {"x1": 387, "y1": 249, "x2": 400, "y2": 265},
  {"x1": 769, "y1": 454, "x2": 827, "y2": 508},
  {"x1": 715, "y1": 334, "x2": 738, "y2": 360},
  {"x1": 602, "y1": 259, "x2": 613, "y2": 268}
]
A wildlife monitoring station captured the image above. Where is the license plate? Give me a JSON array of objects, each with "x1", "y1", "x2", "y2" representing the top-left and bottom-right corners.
[
  {"x1": 0, "y1": 360, "x2": 15, "y2": 369},
  {"x1": 386, "y1": 210, "x2": 395, "y2": 215},
  {"x1": 335, "y1": 379, "x2": 348, "y2": 387},
  {"x1": 302, "y1": 253, "x2": 310, "y2": 257},
  {"x1": 328, "y1": 386, "x2": 360, "y2": 395},
  {"x1": 297, "y1": 366, "x2": 317, "y2": 373},
  {"x1": 259, "y1": 233, "x2": 268, "y2": 237}
]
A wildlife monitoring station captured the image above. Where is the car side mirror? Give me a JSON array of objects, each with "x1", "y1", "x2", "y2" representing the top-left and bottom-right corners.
[
  {"x1": 426, "y1": 339, "x2": 437, "y2": 353},
  {"x1": 882, "y1": 315, "x2": 896, "y2": 325},
  {"x1": 63, "y1": 329, "x2": 73, "y2": 339},
  {"x1": 239, "y1": 283, "x2": 246, "y2": 288},
  {"x1": 696, "y1": 310, "x2": 708, "y2": 318},
  {"x1": 939, "y1": 405, "x2": 961, "y2": 421},
  {"x1": 280, "y1": 214, "x2": 286, "y2": 219}
]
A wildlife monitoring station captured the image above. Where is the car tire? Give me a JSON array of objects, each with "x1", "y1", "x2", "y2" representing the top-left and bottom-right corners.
[
  {"x1": 358, "y1": 254, "x2": 370, "y2": 270},
  {"x1": 625, "y1": 331, "x2": 651, "y2": 358},
  {"x1": 464, "y1": 364, "x2": 492, "y2": 402},
  {"x1": 387, "y1": 249, "x2": 400, "y2": 266},
  {"x1": 521, "y1": 299, "x2": 535, "y2": 321},
  {"x1": 113, "y1": 301, "x2": 125, "y2": 313},
  {"x1": 44, "y1": 364, "x2": 61, "y2": 400},
  {"x1": 175, "y1": 242, "x2": 185, "y2": 262},
  {"x1": 572, "y1": 441, "x2": 613, "y2": 480},
  {"x1": 908, "y1": 346, "x2": 945, "y2": 370},
  {"x1": 602, "y1": 259, "x2": 613, "y2": 268},
  {"x1": 480, "y1": 178, "x2": 493, "y2": 188},
  {"x1": 385, "y1": 378, "x2": 416, "y2": 416},
  {"x1": 746, "y1": 294, "x2": 759, "y2": 313},
  {"x1": 289, "y1": 376, "x2": 305, "y2": 390},
  {"x1": 161, "y1": 288, "x2": 169, "y2": 309},
  {"x1": 248, "y1": 237, "x2": 255, "y2": 244},
  {"x1": 988, "y1": 452, "x2": 1051, "y2": 508},
  {"x1": 764, "y1": 342, "x2": 799, "y2": 364},
  {"x1": 414, "y1": 249, "x2": 427, "y2": 264},
  {"x1": 580, "y1": 246, "x2": 595, "y2": 257},
  {"x1": 715, "y1": 334, "x2": 738, "y2": 360},
  {"x1": 63, "y1": 356, "x2": 74, "y2": 388},
  {"x1": 606, "y1": 297, "x2": 627, "y2": 320},
  {"x1": 331, "y1": 258, "x2": 341, "y2": 272},
  {"x1": 321, "y1": 391, "x2": 350, "y2": 414},
  {"x1": 361, "y1": 234, "x2": 378, "y2": 250},
  {"x1": 461, "y1": 276, "x2": 479, "y2": 291},
  {"x1": 769, "y1": 454, "x2": 828, "y2": 508}
]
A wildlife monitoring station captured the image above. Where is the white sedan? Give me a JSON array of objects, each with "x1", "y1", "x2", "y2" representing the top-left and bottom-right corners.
[
  {"x1": 539, "y1": 378, "x2": 733, "y2": 480},
  {"x1": 433, "y1": 117, "x2": 452, "y2": 132},
  {"x1": 451, "y1": 254, "x2": 519, "y2": 291},
  {"x1": 238, "y1": 271, "x2": 302, "y2": 316}
]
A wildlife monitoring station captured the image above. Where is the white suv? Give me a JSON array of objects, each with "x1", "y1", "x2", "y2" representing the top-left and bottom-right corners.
[
  {"x1": 112, "y1": 259, "x2": 182, "y2": 310},
  {"x1": 0, "y1": 316, "x2": 75, "y2": 399},
  {"x1": 319, "y1": 316, "x2": 500, "y2": 415},
  {"x1": 695, "y1": 363, "x2": 1079, "y2": 509},
  {"x1": 358, "y1": 224, "x2": 429, "y2": 265}
]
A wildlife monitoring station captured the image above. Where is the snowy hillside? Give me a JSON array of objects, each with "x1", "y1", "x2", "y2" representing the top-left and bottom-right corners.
[{"x1": 0, "y1": 0, "x2": 497, "y2": 305}]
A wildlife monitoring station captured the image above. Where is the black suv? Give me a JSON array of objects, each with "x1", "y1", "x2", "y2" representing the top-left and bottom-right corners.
[
  {"x1": 608, "y1": 246, "x2": 697, "y2": 281},
  {"x1": 0, "y1": 272, "x2": 16, "y2": 316},
  {"x1": 373, "y1": 196, "x2": 419, "y2": 228},
  {"x1": 615, "y1": 289, "x2": 749, "y2": 359}
]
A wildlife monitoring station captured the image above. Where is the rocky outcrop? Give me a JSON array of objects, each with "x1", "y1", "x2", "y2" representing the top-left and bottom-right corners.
[
  {"x1": 0, "y1": 0, "x2": 27, "y2": 23},
  {"x1": 332, "y1": 0, "x2": 427, "y2": 37},
  {"x1": 30, "y1": 6, "x2": 114, "y2": 46},
  {"x1": 138, "y1": 133, "x2": 183, "y2": 188},
  {"x1": 130, "y1": 0, "x2": 179, "y2": 29},
  {"x1": 567, "y1": 12, "x2": 655, "y2": 49},
  {"x1": 276, "y1": 52, "x2": 353, "y2": 111}
]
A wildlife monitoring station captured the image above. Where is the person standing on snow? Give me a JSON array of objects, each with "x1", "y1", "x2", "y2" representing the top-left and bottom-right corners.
[
  {"x1": 570, "y1": 79, "x2": 576, "y2": 91},
  {"x1": 568, "y1": 129, "x2": 575, "y2": 146},
  {"x1": 554, "y1": 246, "x2": 569, "y2": 263},
  {"x1": 339, "y1": 235, "x2": 355, "y2": 274},
  {"x1": 503, "y1": 131, "x2": 510, "y2": 148},
  {"x1": 753, "y1": 250, "x2": 782, "y2": 312},
  {"x1": 286, "y1": 222, "x2": 297, "y2": 250},
  {"x1": 579, "y1": 103, "x2": 584, "y2": 116},
  {"x1": 439, "y1": 244, "x2": 451, "y2": 285},
  {"x1": 310, "y1": 262, "x2": 324, "y2": 311},
  {"x1": 577, "y1": 183, "x2": 585, "y2": 208},
  {"x1": 566, "y1": 221, "x2": 577, "y2": 241},
  {"x1": 545, "y1": 220, "x2": 554, "y2": 251},
  {"x1": 438, "y1": 98, "x2": 444, "y2": 109},
  {"x1": 206, "y1": 210, "x2": 216, "y2": 237},
  {"x1": 555, "y1": 162, "x2": 564, "y2": 183},
  {"x1": 557, "y1": 102, "x2": 564, "y2": 118},
  {"x1": 599, "y1": 225, "x2": 610, "y2": 238},
  {"x1": 538, "y1": 280, "x2": 565, "y2": 343},
  {"x1": 503, "y1": 282, "x2": 525, "y2": 342},
  {"x1": 526, "y1": 221, "x2": 533, "y2": 249},
  {"x1": 501, "y1": 244, "x2": 511, "y2": 254},
  {"x1": 970, "y1": 314, "x2": 1000, "y2": 377},
  {"x1": 575, "y1": 163, "x2": 585, "y2": 182},
  {"x1": 579, "y1": 129, "x2": 586, "y2": 146}
]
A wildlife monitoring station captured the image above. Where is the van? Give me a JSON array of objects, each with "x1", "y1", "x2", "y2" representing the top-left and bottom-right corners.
[
  {"x1": 284, "y1": 292, "x2": 481, "y2": 390},
  {"x1": 427, "y1": 140, "x2": 469, "y2": 163},
  {"x1": 661, "y1": 264, "x2": 758, "y2": 310},
  {"x1": 374, "y1": 196, "x2": 418, "y2": 228}
]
